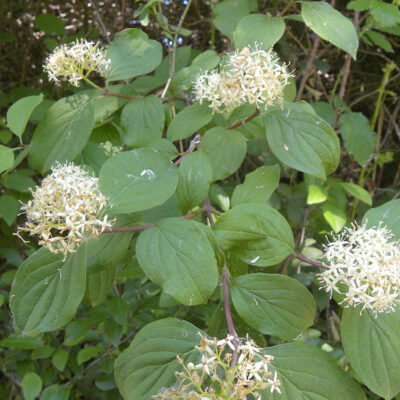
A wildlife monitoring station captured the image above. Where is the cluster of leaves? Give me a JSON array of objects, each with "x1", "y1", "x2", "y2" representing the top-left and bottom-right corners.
[{"x1": 1, "y1": 0, "x2": 400, "y2": 399}]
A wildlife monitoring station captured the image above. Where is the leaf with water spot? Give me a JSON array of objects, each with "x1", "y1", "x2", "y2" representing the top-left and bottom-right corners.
[{"x1": 99, "y1": 149, "x2": 178, "y2": 214}]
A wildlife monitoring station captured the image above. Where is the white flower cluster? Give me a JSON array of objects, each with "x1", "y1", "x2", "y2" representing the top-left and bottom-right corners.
[
  {"x1": 43, "y1": 39, "x2": 111, "y2": 87},
  {"x1": 154, "y1": 334, "x2": 280, "y2": 399},
  {"x1": 319, "y1": 224, "x2": 400, "y2": 315},
  {"x1": 17, "y1": 163, "x2": 112, "y2": 259},
  {"x1": 193, "y1": 46, "x2": 292, "y2": 113}
]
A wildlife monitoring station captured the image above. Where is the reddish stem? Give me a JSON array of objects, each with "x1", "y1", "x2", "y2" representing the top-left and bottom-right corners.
[
  {"x1": 227, "y1": 109, "x2": 260, "y2": 130},
  {"x1": 294, "y1": 254, "x2": 329, "y2": 270},
  {"x1": 222, "y1": 265, "x2": 239, "y2": 366}
]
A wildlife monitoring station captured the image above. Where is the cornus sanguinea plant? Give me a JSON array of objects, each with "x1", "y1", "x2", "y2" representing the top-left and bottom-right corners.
[
  {"x1": 6, "y1": 1, "x2": 400, "y2": 398},
  {"x1": 319, "y1": 224, "x2": 400, "y2": 315},
  {"x1": 16, "y1": 162, "x2": 112, "y2": 259},
  {"x1": 193, "y1": 46, "x2": 292, "y2": 113},
  {"x1": 43, "y1": 39, "x2": 111, "y2": 86},
  {"x1": 154, "y1": 334, "x2": 280, "y2": 399}
]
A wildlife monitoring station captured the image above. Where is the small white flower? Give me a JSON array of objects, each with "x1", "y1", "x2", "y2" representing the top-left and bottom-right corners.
[
  {"x1": 193, "y1": 44, "x2": 293, "y2": 113},
  {"x1": 43, "y1": 39, "x2": 111, "y2": 87},
  {"x1": 17, "y1": 162, "x2": 113, "y2": 259},
  {"x1": 319, "y1": 223, "x2": 400, "y2": 315}
]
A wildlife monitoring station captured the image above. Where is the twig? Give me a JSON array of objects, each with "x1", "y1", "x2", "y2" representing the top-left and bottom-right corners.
[
  {"x1": 102, "y1": 207, "x2": 206, "y2": 233},
  {"x1": 91, "y1": 1, "x2": 111, "y2": 45},
  {"x1": 161, "y1": 0, "x2": 193, "y2": 98},
  {"x1": 295, "y1": 0, "x2": 336, "y2": 102},
  {"x1": 294, "y1": 254, "x2": 329, "y2": 270},
  {"x1": 339, "y1": 11, "x2": 360, "y2": 100},
  {"x1": 203, "y1": 197, "x2": 214, "y2": 227},
  {"x1": 174, "y1": 134, "x2": 201, "y2": 165},
  {"x1": 227, "y1": 109, "x2": 260, "y2": 130},
  {"x1": 222, "y1": 265, "x2": 239, "y2": 366}
]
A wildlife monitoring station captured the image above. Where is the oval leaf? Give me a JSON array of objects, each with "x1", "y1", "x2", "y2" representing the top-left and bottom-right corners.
[
  {"x1": 340, "y1": 112, "x2": 377, "y2": 166},
  {"x1": 363, "y1": 199, "x2": 400, "y2": 239},
  {"x1": 342, "y1": 307, "x2": 400, "y2": 399},
  {"x1": 10, "y1": 247, "x2": 86, "y2": 336},
  {"x1": 29, "y1": 94, "x2": 95, "y2": 174},
  {"x1": 301, "y1": 1, "x2": 359, "y2": 59},
  {"x1": 0, "y1": 145, "x2": 14, "y2": 174},
  {"x1": 234, "y1": 14, "x2": 285, "y2": 50},
  {"x1": 106, "y1": 29, "x2": 162, "y2": 81},
  {"x1": 261, "y1": 343, "x2": 366, "y2": 399},
  {"x1": 231, "y1": 273, "x2": 316, "y2": 339},
  {"x1": 213, "y1": 203, "x2": 294, "y2": 266},
  {"x1": 199, "y1": 127, "x2": 247, "y2": 181},
  {"x1": 265, "y1": 104, "x2": 340, "y2": 180},
  {"x1": 22, "y1": 372, "x2": 43, "y2": 400},
  {"x1": 114, "y1": 318, "x2": 204, "y2": 400},
  {"x1": 176, "y1": 151, "x2": 213, "y2": 212},
  {"x1": 167, "y1": 103, "x2": 213, "y2": 142},
  {"x1": 136, "y1": 218, "x2": 219, "y2": 305},
  {"x1": 99, "y1": 149, "x2": 178, "y2": 214},
  {"x1": 231, "y1": 165, "x2": 280, "y2": 207},
  {"x1": 120, "y1": 95, "x2": 165, "y2": 147},
  {"x1": 7, "y1": 94, "x2": 43, "y2": 138}
]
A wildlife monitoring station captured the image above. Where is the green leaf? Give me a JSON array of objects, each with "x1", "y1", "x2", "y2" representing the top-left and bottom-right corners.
[
  {"x1": 364, "y1": 30, "x2": 394, "y2": 52},
  {"x1": 231, "y1": 273, "x2": 316, "y2": 339},
  {"x1": 0, "y1": 334, "x2": 43, "y2": 350},
  {"x1": 99, "y1": 149, "x2": 178, "y2": 214},
  {"x1": 199, "y1": 127, "x2": 247, "y2": 181},
  {"x1": 0, "y1": 144, "x2": 14, "y2": 174},
  {"x1": 301, "y1": 1, "x2": 359, "y2": 59},
  {"x1": 233, "y1": 14, "x2": 285, "y2": 50},
  {"x1": 370, "y1": 0, "x2": 400, "y2": 28},
  {"x1": 339, "y1": 182, "x2": 372, "y2": 205},
  {"x1": 307, "y1": 184, "x2": 328, "y2": 205},
  {"x1": 29, "y1": 94, "x2": 95, "y2": 174},
  {"x1": 106, "y1": 29, "x2": 162, "y2": 81},
  {"x1": 167, "y1": 103, "x2": 213, "y2": 142},
  {"x1": 10, "y1": 247, "x2": 86, "y2": 336},
  {"x1": 0, "y1": 194, "x2": 20, "y2": 225},
  {"x1": 213, "y1": 203, "x2": 294, "y2": 266},
  {"x1": 120, "y1": 96, "x2": 165, "y2": 147},
  {"x1": 261, "y1": 343, "x2": 366, "y2": 399},
  {"x1": 136, "y1": 218, "x2": 219, "y2": 305},
  {"x1": 170, "y1": 66, "x2": 202, "y2": 94},
  {"x1": 176, "y1": 151, "x2": 213, "y2": 212},
  {"x1": 342, "y1": 307, "x2": 400, "y2": 399},
  {"x1": 362, "y1": 199, "x2": 400, "y2": 239},
  {"x1": 340, "y1": 112, "x2": 377, "y2": 166},
  {"x1": 41, "y1": 385, "x2": 70, "y2": 400},
  {"x1": 265, "y1": 104, "x2": 340, "y2": 180},
  {"x1": 84, "y1": 265, "x2": 115, "y2": 307},
  {"x1": 213, "y1": 0, "x2": 257, "y2": 37},
  {"x1": 77, "y1": 345, "x2": 102, "y2": 365},
  {"x1": 191, "y1": 50, "x2": 220, "y2": 70},
  {"x1": 323, "y1": 200, "x2": 347, "y2": 233},
  {"x1": 114, "y1": 318, "x2": 204, "y2": 400},
  {"x1": 7, "y1": 94, "x2": 43, "y2": 138},
  {"x1": 52, "y1": 349, "x2": 69, "y2": 372},
  {"x1": 35, "y1": 14, "x2": 65, "y2": 35},
  {"x1": 22, "y1": 372, "x2": 42, "y2": 400},
  {"x1": 312, "y1": 101, "x2": 336, "y2": 125},
  {"x1": 31, "y1": 345, "x2": 55, "y2": 359},
  {"x1": 231, "y1": 165, "x2": 280, "y2": 207}
]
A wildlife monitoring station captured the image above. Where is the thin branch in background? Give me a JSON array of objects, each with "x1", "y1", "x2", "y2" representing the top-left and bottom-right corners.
[
  {"x1": 295, "y1": 0, "x2": 336, "y2": 102},
  {"x1": 339, "y1": 11, "x2": 360, "y2": 100},
  {"x1": 294, "y1": 254, "x2": 329, "y2": 270},
  {"x1": 91, "y1": 0, "x2": 111, "y2": 45},
  {"x1": 161, "y1": 0, "x2": 193, "y2": 97}
]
